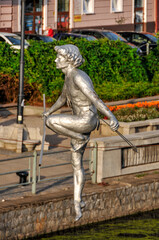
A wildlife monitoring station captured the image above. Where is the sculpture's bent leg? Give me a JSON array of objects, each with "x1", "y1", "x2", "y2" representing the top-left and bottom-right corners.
[
  {"x1": 46, "y1": 114, "x2": 92, "y2": 151},
  {"x1": 71, "y1": 144, "x2": 87, "y2": 221},
  {"x1": 46, "y1": 114, "x2": 96, "y2": 139}
]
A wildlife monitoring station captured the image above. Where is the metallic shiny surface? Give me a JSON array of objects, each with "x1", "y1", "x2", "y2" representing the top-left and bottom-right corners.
[{"x1": 43, "y1": 44, "x2": 119, "y2": 221}]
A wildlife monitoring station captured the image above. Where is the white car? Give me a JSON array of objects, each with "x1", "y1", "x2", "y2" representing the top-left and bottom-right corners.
[{"x1": 0, "y1": 32, "x2": 29, "y2": 50}]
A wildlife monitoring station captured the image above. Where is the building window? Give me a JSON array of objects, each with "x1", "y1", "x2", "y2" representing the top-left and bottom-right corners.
[
  {"x1": 134, "y1": 0, "x2": 144, "y2": 31},
  {"x1": 83, "y1": 0, "x2": 94, "y2": 14},
  {"x1": 57, "y1": 0, "x2": 69, "y2": 31},
  {"x1": 135, "y1": 0, "x2": 143, "y2": 8},
  {"x1": 111, "y1": 0, "x2": 123, "y2": 13},
  {"x1": 58, "y1": 0, "x2": 69, "y2": 12},
  {"x1": 25, "y1": 0, "x2": 43, "y2": 34}
]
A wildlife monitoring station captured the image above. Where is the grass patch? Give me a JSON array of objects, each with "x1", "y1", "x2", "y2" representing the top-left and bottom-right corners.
[{"x1": 135, "y1": 173, "x2": 148, "y2": 178}]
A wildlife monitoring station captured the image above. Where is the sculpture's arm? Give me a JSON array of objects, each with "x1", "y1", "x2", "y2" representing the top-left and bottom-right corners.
[
  {"x1": 43, "y1": 85, "x2": 67, "y2": 117},
  {"x1": 75, "y1": 75, "x2": 119, "y2": 131}
]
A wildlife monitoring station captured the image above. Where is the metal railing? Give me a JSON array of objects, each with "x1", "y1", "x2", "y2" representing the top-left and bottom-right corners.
[
  {"x1": 0, "y1": 148, "x2": 92, "y2": 196},
  {"x1": 0, "y1": 151, "x2": 35, "y2": 193}
]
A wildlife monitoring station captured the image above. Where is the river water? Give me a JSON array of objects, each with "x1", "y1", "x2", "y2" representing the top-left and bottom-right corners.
[{"x1": 40, "y1": 210, "x2": 159, "y2": 240}]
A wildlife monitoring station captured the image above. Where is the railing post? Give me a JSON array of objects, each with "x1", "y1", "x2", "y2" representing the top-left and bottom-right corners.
[
  {"x1": 146, "y1": 42, "x2": 149, "y2": 55},
  {"x1": 90, "y1": 142, "x2": 97, "y2": 184},
  {"x1": 38, "y1": 165, "x2": 41, "y2": 182},
  {"x1": 32, "y1": 150, "x2": 37, "y2": 194},
  {"x1": 28, "y1": 157, "x2": 31, "y2": 183}
]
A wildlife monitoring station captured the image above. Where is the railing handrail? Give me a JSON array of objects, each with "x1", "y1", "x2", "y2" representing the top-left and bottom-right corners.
[{"x1": 0, "y1": 149, "x2": 70, "y2": 163}]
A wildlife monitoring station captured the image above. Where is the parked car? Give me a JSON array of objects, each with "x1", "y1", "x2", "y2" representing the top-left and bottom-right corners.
[
  {"x1": 116, "y1": 31, "x2": 158, "y2": 55},
  {"x1": 0, "y1": 32, "x2": 29, "y2": 50},
  {"x1": 72, "y1": 28, "x2": 126, "y2": 40},
  {"x1": 72, "y1": 29, "x2": 142, "y2": 54},
  {"x1": 53, "y1": 32, "x2": 97, "y2": 41},
  {"x1": 15, "y1": 33, "x2": 56, "y2": 43}
]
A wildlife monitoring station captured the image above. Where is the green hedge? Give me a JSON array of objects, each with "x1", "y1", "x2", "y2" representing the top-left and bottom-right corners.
[{"x1": 0, "y1": 38, "x2": 158, "y2": 104}]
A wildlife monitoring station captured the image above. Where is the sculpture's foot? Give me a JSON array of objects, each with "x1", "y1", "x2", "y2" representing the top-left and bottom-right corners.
[
  {"x1": 75, "y1": 212, "x2": 82, "y2": 222},
  {"x1": 74, "y1": 201, "x2": 82, "y2": 222},
  {"x1": 80, "y1": 200, "x2": 86, "y2": 208},
  {"x1": 71, "y1": 136, "x2": 90, "y2": 152}
]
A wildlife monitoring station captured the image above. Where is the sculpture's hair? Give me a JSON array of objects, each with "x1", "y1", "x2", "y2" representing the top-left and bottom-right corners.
[{"x1": 54, "y1": 44, "x2": 85, "y2": 67}]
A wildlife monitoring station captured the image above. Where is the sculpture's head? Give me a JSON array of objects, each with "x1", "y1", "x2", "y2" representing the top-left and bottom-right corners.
[{"x1": 54, "y1": 44, "x2": 84, "y2": 68}]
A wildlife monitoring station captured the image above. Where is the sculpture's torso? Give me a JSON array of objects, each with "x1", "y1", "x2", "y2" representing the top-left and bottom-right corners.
[{"x1": 64, "y1": 68, "x2": 97, "y2": 116}]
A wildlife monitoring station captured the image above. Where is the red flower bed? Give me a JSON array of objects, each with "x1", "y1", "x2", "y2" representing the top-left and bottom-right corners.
[
  {"x1": 103, "y1": 101, "x2": 159, "y2": 121},
  {"x1": 108, "y1": 101, "x2": 159, "y2": 112}
]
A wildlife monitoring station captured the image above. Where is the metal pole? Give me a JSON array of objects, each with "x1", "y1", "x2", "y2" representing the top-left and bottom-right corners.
[
  {"x1": 32, "y1": 151, "x2": 37, "y2": 194},
  {"x1": 89, "y1": 109, "x2": 138, "y2": 153},
  {"x1": 91, "y1": 142, "x2": 97, "y2": 184},
  {"x1": 146, "y1": 43, "x2": 149, "y2": 55},
  {"x1": 39, "y1": 94, "x2": 46, "y2": 166},
  {"x1": 17, "y1": 0, "x2": 25, "y2": 124}
]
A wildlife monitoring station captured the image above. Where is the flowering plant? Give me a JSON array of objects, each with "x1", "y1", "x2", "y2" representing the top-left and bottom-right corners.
[
  {"x1": 108, "y1": 101, "x2": 159, "y2": 112},
  {"x1": 104, "y1": 101, "x2": 159, "y2": 122}
]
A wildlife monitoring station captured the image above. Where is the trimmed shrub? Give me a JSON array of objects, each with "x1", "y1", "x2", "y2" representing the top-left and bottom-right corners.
[{"x1": 0, "y1": 38, "x2": 158, "y2": 104}]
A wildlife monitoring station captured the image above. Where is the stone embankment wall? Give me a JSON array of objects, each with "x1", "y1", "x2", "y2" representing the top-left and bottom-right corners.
[{"x1": 1, "y1": 179, "x2": 159, "y2": 239}]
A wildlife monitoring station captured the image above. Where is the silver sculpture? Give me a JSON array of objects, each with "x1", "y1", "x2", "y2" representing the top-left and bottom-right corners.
[{"x1": 43, "y1": 44, "x2": 119, "y2": 221}]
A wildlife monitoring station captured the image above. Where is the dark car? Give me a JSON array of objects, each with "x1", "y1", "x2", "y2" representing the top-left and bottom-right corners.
[
  {"x1": 53, "y1": 32, "x2": 97, "y2": 41},
  {"x1": 72, "y1": 29, "x2": 127, "y2": 40},
  {"x1": 15, "y1": 33, "x2": 56, "y2": 43},
  {"x1": 72, "y1": 29, "x2": 142, "y2": 54},
  {"x1": 116, "y1": 31, "x2": 158, "y2": 55}
]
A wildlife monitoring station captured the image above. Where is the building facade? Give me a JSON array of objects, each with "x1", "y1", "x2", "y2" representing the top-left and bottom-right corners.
[{"x1": 0, "y1": 0, "x2": 158, "y2": 34}]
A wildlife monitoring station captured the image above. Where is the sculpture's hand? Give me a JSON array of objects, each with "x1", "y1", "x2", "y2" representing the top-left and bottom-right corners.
[
  {"x1": 42, "y1": 111, "x2": 50, "y2": 118},
  {"x1": 110, "y1": 116, "x2": 119, "y2": 131}
]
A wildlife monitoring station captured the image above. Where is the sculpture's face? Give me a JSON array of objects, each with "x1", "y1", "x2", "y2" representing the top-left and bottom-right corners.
[{"x1": 55, "y1": 53, "x2": 69, "y2": 69}]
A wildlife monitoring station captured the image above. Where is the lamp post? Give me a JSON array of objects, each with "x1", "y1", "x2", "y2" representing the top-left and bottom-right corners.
[{"x1": 17, "y1": 0, "x2": 25, "y2": 124}]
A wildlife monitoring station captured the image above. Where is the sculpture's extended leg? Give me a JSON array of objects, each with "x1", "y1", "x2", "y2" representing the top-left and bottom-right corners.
[
  {"x1": 46, "y1": 114, "x2": 92, "y2": 220},
  {"x1": 71, "y1": 144, "x2": 87, "y2": 221}
]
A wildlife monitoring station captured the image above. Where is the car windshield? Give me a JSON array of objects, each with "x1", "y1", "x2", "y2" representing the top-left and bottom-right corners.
[
  {"x1": 102, "y1": 31, "x2": 127, "y2": 42},
  {"x1": 7, "y1": 35, "x2": 29, "y2": 46},
  {"x1": 145, "y1": 34, "x2": 158, "y2": 43},
  {"x1": 39, "y1": 36, "x2": 56, "y2": 42},
  {"x1": 66, "y1": 34, "x2": 96, "y2": 41},
  {"x1": 84, "y1": 36, "x2": 97, "y2": 41},
  {"x1": 76, "y1": 35, "x2": 96, "y2": 41}
]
